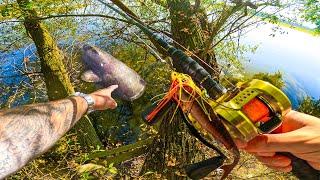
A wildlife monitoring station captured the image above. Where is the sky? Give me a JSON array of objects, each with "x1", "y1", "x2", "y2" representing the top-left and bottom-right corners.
[{"x1": 261, "y1": 0, "x2": 317, "y2": 29}]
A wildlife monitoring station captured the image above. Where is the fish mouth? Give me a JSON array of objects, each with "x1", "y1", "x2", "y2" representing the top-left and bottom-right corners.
[{"x1": 129, "y1": 85, "x2": 146, "y2": 101}]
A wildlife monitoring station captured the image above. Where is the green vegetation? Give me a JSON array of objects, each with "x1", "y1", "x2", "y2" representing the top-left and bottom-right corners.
[
  {"x1": 252, "y1": 71, "x2": 285, "y2": 89},
  {"x1": 298, "y1": 97, "x2": 320, "y2": 117},
  {"x1": 0, "y1": 0, "x2": 318, "y2": 179},
  {"x1": 254, "y1": 15, "x2": 319, "y2": 36},
  {"x1": 254, "y1": 1, "x2": 320, "y2": 36},
  {"x1": 302, "y1": 0, "x2": 320, "y2": 32}
]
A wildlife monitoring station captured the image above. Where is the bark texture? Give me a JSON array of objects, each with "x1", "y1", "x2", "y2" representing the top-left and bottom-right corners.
[
  {"x1": 140, "y1": 1, "x2": 221, "y2": 178},
  {"x1": 168, "y1": 0, "x2": 220, "y2": 77},
  {"x1": 17, "y1": 0, "x2": 102, "y2": 148}
]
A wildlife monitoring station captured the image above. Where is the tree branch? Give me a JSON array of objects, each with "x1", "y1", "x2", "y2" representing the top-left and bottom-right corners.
[
  {"x1": 0, "y1": 14, "x2": 129, "y2": 25},
  {"x1": 212, "y1": 1, "x2": 290, "y2": 48},
  {"x1": 194, "y1": 0, "x2": 201, "y2": 10},
  {"x1": 35, "y1": 14, "x2": 129, "y2": 23},
  {"x1": 204, "y1": 0, "x2": 260, "y2": 52},
  {"x1": 106, "y1": 0, "x2": 169, "y2": 57},
  {"x1": 0, "y1": 20, "x2": 23, "y2": 24},
  {"x1": 0, "y1": 72, "x2": 43, "y2": 79}
]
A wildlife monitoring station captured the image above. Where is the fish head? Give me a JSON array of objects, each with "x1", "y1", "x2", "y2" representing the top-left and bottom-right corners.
[
  {"x1": 80, "y1": 44, "x2": 146, "y2": 101},
  {"x1": 81, "y1": 45, "x2": 108, "y2": 73}
]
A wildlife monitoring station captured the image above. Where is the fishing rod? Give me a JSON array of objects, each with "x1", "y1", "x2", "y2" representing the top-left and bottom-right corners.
[
  {"x1": 97, "y1": 0, "x2": 320, "y2": 179},
  {"x1": 97, "y1": 0, "x2": 227, "y2": 100},
  {"x1": 96, "y1": 1, "x2": 239, "y2": 178}
]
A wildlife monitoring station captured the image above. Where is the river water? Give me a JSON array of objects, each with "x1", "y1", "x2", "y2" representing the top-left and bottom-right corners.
[
  {"x1": 1, "y1": 21, "x2": 319, "y2": 108},
  {"x1": 240, "y1": 23, "x2": 320, "y2": 107}
]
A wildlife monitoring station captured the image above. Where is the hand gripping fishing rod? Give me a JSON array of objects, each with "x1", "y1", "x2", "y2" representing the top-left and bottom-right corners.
[{"x1": 99, "y1": 1, "x2": 320, "y2": 179}]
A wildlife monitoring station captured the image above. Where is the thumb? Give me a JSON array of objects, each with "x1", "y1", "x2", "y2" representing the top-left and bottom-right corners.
[
  {"x1": 244, "y1": 129, "x2": 308, "y2": 153},
  {"x1": 107, "y1": 98, "x2": 117, "y2": 109}
]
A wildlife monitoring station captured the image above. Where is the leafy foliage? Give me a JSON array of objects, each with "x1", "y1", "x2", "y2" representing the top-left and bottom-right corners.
[
  {"x1": 252, "y1": 71, "x2": 285, "y2": 89},
  {"x1": 302, "y1": 0, "x2": 320, "y2": 31},
  {"x1": 298, "y1": 97, "x2": 320, "y2": 117},
  {"x1": 216, "y1": 40, "x2": 258, "y2": 75},
  {"x1": 222, "y1": 71, "x2": 285, "y2": 90},
  {"x1": 0, "y1": 0, "x2": 85, "y2": 19}
]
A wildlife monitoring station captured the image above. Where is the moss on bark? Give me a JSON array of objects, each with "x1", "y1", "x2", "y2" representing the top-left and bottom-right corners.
[
  {"x1": 141, "y1": 1, "x2": 220, "y2": 178},
  {"x1": 17, "y1": 0, "x2": 102, "y2": 148}
]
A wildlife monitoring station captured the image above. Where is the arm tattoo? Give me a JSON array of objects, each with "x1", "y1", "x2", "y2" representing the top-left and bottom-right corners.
[{"x1": 0, "y1": 97, "x2": 87, "y2": 179}]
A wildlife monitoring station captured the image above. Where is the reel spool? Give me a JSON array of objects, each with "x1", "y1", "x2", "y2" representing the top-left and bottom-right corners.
[{"x1": 214, "y1": 79, "x2": 292, "y2": 141}]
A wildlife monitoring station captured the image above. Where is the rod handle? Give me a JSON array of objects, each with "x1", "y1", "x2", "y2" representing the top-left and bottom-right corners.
[{"x1": 279, "y1": 152, "x2": 320, "y2": 180}]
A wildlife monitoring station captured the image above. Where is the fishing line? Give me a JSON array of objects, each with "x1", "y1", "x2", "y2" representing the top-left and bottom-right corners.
[
  {"x1": 125, "y1": 0, "x2": 236, "y2": 86},
  {"x1": 138, "y1": 20, "x2": 238, "y2": 90},
  {"x1": 170, "y1": 73, "x2": 241, "y2": 111},
  {"x1": 96, "y1": 0, "x2": 237, "y2": 89},
  {"x1": 131, "y1": 31, "x2": 166, "y2": 63},
  {"x1": 96, "y1": 0, "x2": 243, "y2": 112}
]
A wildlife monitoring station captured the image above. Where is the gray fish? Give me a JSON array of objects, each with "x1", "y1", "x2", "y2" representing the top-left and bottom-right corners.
[{"x1": 81, "y1": 44, "x2": 146, "y2": 101}]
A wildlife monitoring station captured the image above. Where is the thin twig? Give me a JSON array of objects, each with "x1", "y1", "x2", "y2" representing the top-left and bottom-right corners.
[{"x1": 0, "y1": 72, "x2": 43, "y2": 79}]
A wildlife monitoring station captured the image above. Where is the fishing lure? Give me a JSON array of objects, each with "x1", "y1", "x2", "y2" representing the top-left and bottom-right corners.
[{"x1": 143, "y1": 72, "x2": 240, "y2": 179}]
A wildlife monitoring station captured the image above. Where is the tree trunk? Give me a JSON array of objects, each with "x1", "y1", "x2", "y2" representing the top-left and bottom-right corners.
[
  {"x1": 141, "y1": 0, "x2": 220, "y2": 178},
  {"x1": 17, "y1": 0, "x2": 102, "y2": 148},
  {"x1": 141, "y1": 107, "x2": 205, "y2": 178},
  {"x1": 167, "y1": 0, "x2": 220, "y2": 78}
]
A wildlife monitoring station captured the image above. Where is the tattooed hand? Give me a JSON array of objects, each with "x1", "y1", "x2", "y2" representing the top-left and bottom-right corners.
[{"x1": 0, "y1": 85, "x2": 118, "y2": 179}]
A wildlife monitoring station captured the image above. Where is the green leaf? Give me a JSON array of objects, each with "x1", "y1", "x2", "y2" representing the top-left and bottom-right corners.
[
  {"x1": 108, "y1": 166, "x2": 118, "y2": 174},
  {"x1": 108, "y1": 163, "x2": 114, "y2": 168},
  {"x1": 1, "y1": 5, "x2": 12, "y2": 17},
  {"x1": 77, "y1": 163, "x2": 104, "y2": 174}
]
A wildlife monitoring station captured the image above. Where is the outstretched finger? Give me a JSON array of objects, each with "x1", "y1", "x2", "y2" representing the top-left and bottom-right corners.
[
  {"x1": 106, "y1": 85, "x2": 119, "y2": 95},
  {"x1": 93, "y1": 85, "x2": 118, "y2": 96},
  {"x1": 107, "y1": 85, "x2": 119, "y2": 92},
  {"x1": 106, "y1": 98, "x2": 117, "y2": 109}
]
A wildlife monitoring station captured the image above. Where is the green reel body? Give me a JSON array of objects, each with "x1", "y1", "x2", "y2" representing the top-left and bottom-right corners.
[{"x1": 213, "y1": 79, "x2": 292, "y2": 141}]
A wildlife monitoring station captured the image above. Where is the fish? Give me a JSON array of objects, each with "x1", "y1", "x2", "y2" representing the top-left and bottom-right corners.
[{"x1": 80, "y1": 44, "x2": 146, "y2": 101}]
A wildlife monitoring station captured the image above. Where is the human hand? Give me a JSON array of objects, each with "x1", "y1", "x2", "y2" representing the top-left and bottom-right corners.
[
  {"x1": 90, "y1": 85, "x2": 118, "y2": 110},
  {"x1": 236, "y1": 110, "x2": 320, "y2": 172}
]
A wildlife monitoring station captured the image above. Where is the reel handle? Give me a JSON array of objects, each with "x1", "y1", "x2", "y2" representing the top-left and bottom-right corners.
[{"x1": 278, "y1": 152, "x2": 320, "y2": 180}]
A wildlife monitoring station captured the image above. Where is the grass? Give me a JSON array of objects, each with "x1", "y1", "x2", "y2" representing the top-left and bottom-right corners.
[{"x1": 7, "y1": 133, "x2": 297, "y2": 180}]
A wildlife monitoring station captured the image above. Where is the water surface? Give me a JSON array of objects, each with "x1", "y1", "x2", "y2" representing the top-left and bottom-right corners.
[{"x1": 241, "y1": 23, "x2": 320, "y2": 106}]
